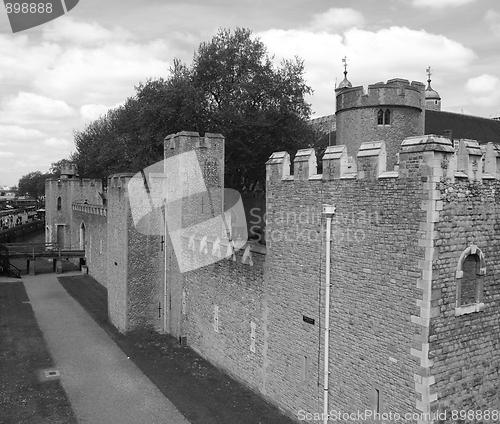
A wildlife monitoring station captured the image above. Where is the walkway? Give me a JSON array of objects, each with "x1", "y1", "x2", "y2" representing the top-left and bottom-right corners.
[{"x1": 23, "y1": 272, "x2": 190, "y2": 424}]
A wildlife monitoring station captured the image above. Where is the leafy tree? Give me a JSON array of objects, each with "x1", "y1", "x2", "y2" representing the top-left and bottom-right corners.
[
  {"x1": 192, "y1": 27, "x2": 313, "y2": 189},
  {"x1": 17, "y1": 171, "x2": 53, "y2": 204},
  {"x1": 71, "y1": 27, "x2": 315, "y2": 189}
]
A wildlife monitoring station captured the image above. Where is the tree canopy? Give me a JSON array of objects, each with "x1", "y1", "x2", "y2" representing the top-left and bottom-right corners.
[
  {"x1": 17, "y1": 171, "x2": 53, "y2": 204},
  {"x1": 71, "y1": 27, "x2": 315, "y2": 190}
]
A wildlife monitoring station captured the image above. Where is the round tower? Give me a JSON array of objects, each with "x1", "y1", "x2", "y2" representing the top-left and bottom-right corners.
[
  {"x1": 335, "y1": 77, "x2": 426, "y2": 170},
  {"x1": 425, "y1": 66, "x2": 441, "y2": 111}
]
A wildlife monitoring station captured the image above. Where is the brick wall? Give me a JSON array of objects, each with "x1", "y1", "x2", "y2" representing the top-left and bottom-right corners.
[
  {"x1": 179, "y1": 240, "x2": 266, "y2": 391},
  {"x1": 430, "y1": 178, "x2": 500, "y2": 411},
  {"x1": 265, "y1": 162, "x2": 424, "y2": 420},
  {"x1": 72, "y1": 206, "x2": 107, "y2": 286}
]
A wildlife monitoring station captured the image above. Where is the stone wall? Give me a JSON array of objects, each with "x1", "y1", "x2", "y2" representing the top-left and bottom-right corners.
[
  {"x1": 72, "y1": 204, "x2": 107, "y2": 286},
  {"x1": 179, "y1": 240, "x2": 266, "y2": 391},
  {"x1": 430, "y1": 178, "x2": 500, "y2": 411},
  {"x1": 265, "y1": 145, "x2": 425, "y2": 420},
  {"x1": 45, "y1": 178, "x2": 103, "y2": 249}
]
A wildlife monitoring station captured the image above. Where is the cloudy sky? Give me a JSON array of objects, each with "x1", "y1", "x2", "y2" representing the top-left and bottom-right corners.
[{"x1": 0, "y1": 0, "x2": 499, "y2": 186}]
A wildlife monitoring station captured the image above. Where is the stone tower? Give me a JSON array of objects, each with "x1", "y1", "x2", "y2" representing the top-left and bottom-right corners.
[{"x1": 335, "y1": 78, "x2": 426, "y2": 170}]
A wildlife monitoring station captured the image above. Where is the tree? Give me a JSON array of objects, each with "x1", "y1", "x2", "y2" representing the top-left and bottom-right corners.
[
  {"x1": 17, "y1": 171, "x2": 53, "y2": 204},
  {"x1": 192, "y1": 27, "x2": 314, "y2": 189},
  {"x1": 71, "y1": 27, "x2": 315, "y2": 189}
]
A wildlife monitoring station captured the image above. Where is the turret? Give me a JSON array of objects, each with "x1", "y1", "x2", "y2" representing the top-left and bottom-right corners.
[{"x1": 335, "y1": 78, "x2": 426, "y2": 170}]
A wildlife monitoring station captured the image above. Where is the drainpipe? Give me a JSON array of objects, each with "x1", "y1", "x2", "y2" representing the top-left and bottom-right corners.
[
  {"x1": 322, "y1": 204, "x2": 335, "y2": 424},
  {"x1": 163, "y1": 203, "x2": 168, "y2": 333}
]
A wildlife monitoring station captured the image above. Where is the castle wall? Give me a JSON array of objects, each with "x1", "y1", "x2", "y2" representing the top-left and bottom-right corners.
[
  {"x1": 179, "y1": 241, "x2": 266, "y2": 392},
  {"x1": 430, "y1": 179, "x2": 500, "y2": 410},
  {"x1": 265, "y1": 154, "x2": 424, "y2": 419},
  {"x1": 45, "y1": 178, "x2": 103, "y2": 249},
  {"x1": 72, "y1": 205, "x2": 108, "y2": 286},
  {"x1": 106, "y1": 174, "x2": 131, "y2": 332}
]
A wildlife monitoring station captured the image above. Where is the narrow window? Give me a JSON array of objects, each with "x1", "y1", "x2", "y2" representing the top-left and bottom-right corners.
[
  {"x1": 384, "y1": 109, "x2": 391, "y2": 125},
  {"x1": 370, "y1": 385, "x2": 383, "y2": 414},
  {"x1": 455, "y1": 245, "x2": 486, "y2": 315},
  {"x1": 458, "y1": 254, "x2": 480, "y2": 306},
  {"x1": 214, "y1": 305, "x2": 219, "y2": 332},
  {"x1": 375, "y1": 389, "x2": 380, "y2": 413},
  {"x1": 301, "y1": 356, "x2": 309, "y2": 384},
  {"x1": 57, "y1": 196, "x2": 61, "y2": 211},
  {"x1": 377, "y1": 109, "x2": 384, "y2": 125},
  {"x1": 250, "y1": 322, "x2": 256, "y2": 353}
]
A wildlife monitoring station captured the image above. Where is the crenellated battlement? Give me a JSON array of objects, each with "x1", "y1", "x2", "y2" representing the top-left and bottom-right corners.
[
  {"x1": 60, "y1": 162, "x2": 79, "y2": 178},
  {"x1": 164, "y1": 131, "x2": 224, "y2": 158},
  {"x1": 266, "y1": 136, "x2": 500, "y2": 184},
  {"x1": 336, "y1": 78, "x2": 425, "y2": 112},
  {"x1": 72, "y1": 201, "x2": 107, "y2": 217}
]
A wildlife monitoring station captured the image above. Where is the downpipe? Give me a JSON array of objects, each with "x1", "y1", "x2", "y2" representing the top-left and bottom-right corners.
[{"x1": 322, "y1": 204, "x2": 335, "y2": 424}]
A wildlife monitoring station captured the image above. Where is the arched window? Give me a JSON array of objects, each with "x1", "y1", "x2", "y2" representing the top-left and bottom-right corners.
[
  {"x1": 377, "y1": 109, "x2": 384, "y2": 125},
  {"x1": 455, "y1": 245, "x2": 486, "y2": 315},
  {"x1": 377, "y1": 109, "x2": 391, "y2": 126},
  {"x1": 57, "y1": 196, "x2": 62, "y2": 211},
  {"x1": 384, "y1": 109, "x2": 391, "y2": 125}
]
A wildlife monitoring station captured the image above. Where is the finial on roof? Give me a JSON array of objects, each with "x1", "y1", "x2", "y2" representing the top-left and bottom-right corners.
[
  {"x1": 426, "y1": 66, "x2": 432, "y2": 88},
  {"x1": 337, "y1": 56, "x2": 352, "y2": 90}
]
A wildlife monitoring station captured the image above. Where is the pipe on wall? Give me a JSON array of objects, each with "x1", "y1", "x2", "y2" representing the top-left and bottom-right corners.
[{"x1": 322, "y1": 204, "x2": 335, "y2": 424}]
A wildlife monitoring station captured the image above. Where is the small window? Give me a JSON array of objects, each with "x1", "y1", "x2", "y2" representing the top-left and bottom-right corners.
[
  {"x1": 377, "y1": 109, "x2": 391, "y2": 126},
  {"x1": 301, "y1": 356, "x2": 310, "y2": 384},
  {"x1": 57, "y1": 196, "x2": 61, "y2": 211},
  {"x1": 455, "y1": 245, "x2": 486, "y2": 316},
  {"x1": 384, "y1": 109, "x2": 391, "y2": 125},
  {"x1": 377, "y1": 109, "x2": 384, "y2": 125}
]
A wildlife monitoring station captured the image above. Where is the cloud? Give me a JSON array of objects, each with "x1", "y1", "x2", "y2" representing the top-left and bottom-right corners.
[
  {"x1": 32, "y1": 40, "x2": 171, "y2": 105},
  {"x1": 411, "y1": 0, "x2": 477, "y2": 8},
  {"x1": 43, "y1": 137, "x2": 73, "y2": 148},
  {"x1": 1, "y1": 92, "x2": 75, "y2": 121},
  {"x1": 485, "y1": 10, "x2": 500, "y2": 37},
  {"x1": 0, "y1": 152, "x2": 15, "y2": 158},
  {"x1": 307, "y1": 8, "x2": 364, "y2": 33},
  {"x1": 0, "y1": 125, "x2": 46, "y2": 141},
  {"x1": 465, "y1": 74, "x2": 500, "y2": 108},
  {"x1": 0, "y1": 34, "x2": 61, "y2": 83},
  {"x1": 80, "y1": 102, "x2": 124, "y2": 123},
  {"x1": 43, "y1": 16, "x2": 133, "y2": 45},
  {"x1": 257, "y1": 26, "x2": 476, "y2": 116}
]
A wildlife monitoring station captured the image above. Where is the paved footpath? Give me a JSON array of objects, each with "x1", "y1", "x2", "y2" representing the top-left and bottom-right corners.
[{"x1": 23, "y1": 272, "x2": 190, "y2": 424}]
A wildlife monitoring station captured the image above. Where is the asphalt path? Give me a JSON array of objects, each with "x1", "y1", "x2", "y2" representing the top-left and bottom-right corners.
[{"x1": 23, "y1": 271, "x2": 190, "y2": 424}]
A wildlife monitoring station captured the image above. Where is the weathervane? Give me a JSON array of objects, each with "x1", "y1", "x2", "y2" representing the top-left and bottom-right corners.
[
  {"x1": 426, "y1": 66, "x2": 432, "y2": 82},
  {"x1": 342, "y1": 56, "x2": 348, "y2": 77}
]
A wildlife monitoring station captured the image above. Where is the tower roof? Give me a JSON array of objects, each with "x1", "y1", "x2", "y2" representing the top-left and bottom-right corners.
[
  {"x1": 425, "y1": 66, "x2": 440, "y2": 100},
  {"x1": 338, "y1": 72, "x2": 352, "y2": 89}
]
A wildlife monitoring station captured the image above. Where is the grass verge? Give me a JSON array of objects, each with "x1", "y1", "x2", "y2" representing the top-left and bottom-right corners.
[{"x1": 58, "y1": 274, "x2": 296, "y2": 424}]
